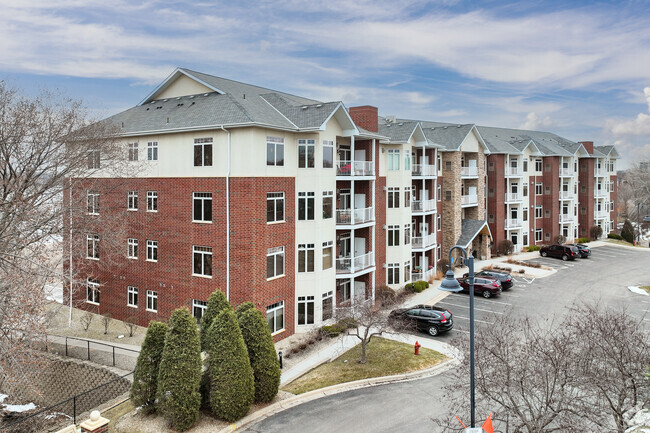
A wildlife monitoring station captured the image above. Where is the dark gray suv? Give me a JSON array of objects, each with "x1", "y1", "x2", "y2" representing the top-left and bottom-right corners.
[{"x1": 539, "y1": 244, "x2": 579, "y2": 261}]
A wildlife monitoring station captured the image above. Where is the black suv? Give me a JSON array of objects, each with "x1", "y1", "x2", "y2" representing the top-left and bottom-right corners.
[
  {"x1": 463, "y1": 270, "x2": 513, "y2": 289},
  {"x1": 539, "y1": 244, "x2": 579, "y2": 261},
  {"x1": 388, "y1": 304, "x2": 453, "y2": 336},
  {"x1": 567, "y1": 243, "x2": 591, "y2": 258}
]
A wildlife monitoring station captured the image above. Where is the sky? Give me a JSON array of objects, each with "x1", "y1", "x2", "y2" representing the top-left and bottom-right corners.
[{"x1": 1, "y1": 0, "x2": 650, "y2": 168}]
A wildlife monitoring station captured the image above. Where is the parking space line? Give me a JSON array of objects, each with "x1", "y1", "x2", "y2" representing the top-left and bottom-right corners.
[
  {"x1": 436, "y1": 301, "x2": 504, "y2": 314},
  {"x1": 450, "y1": 315, "x2": 495, "y2": 324},
  {"x1": 447, "y1": 294, "x2": 512, "y2": 306}
]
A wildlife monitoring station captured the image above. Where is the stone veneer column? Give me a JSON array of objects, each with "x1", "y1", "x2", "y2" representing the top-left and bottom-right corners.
[{"x1": 441, "y1": 151, "x2": 462, "y2": 254}]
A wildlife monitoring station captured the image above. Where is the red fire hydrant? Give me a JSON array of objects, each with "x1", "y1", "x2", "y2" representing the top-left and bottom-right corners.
[{"x1": 414, "y1": 341, "x2": 421, "y2": 355}]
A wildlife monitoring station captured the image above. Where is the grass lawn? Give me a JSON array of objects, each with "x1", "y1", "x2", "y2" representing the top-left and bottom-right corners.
[
  {"x1": 640, "y1": 286, "x2": 650, "y2": 294},
  {"x1": 605, "y1": 238, "x2": 636, "y2": 246},
  {"x1": 282, "y1": 337, "x2": 447, "y2": 395}
]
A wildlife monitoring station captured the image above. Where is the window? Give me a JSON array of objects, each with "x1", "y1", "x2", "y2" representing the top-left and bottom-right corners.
[
  {"x1": 404, "y1": 152, "x2": 410, "y2": 171},
  {"x1": 267, "y1": 192, "x2": 285, "y2": 223},
  {"x1": 404, "y1": 224, "x2": 410, "y2": 244},
  {"x1": 387, "y1": 263, "x2": 400, "y2": 285},
  {"x1": 87, "y1": 191, "x2": 99, "y2": 215},
  {"x1": 146, "y1": 290, "x2": 158, "y2": 312},
  {"x1": 322, "y1": 191, "x2": 333, "y2": 219},
  {"x1": 127, "y1": 286, "x2": 138, "y2": 308},
  {"x1": 193, "y1": 246, "x2": 212, "y2": 277},
  {"x1": 298, "y1": 139, "x2": 315, "y2": 168},
  {"x1": 535, "y1": 229, "x2": 543, "y2": 242},
  {"x1": 523, "y1": 209, "x2": 528, "y2": 221},
  {"x1": 445, "y1": 190, "x2": 452, "y2": 201},
  {"x1": 193, "y1": 137, "x2": 213, "y2": 166},
  {"x1": 128, "y1": 142, "x2": 138, "y2": 161},
  {"x1": 322, "y1": 241, "x2": 333, "y2": 270},
  {"x1": 266, "y1": 136, "x2": 285, "y2": 166},
  {"x1": 535, "y1": 183, "x2": 543, "y2": 195},
  {"x1": 127, "y1": 238, "x2": 138, "y2": 259},
  {"x1": 545, "y1": 186, "x2": 551, "y2": 195},
  {"x1": 147, "y1": 141, "x2": 158, "y2": 161},
  {"x1": 488, "y1": 161, "x2": 494, "y2": 171},
  {"x1": 266, "y1": 301, "x2": 284, "y2": 334},
  {"x1": 535, "y1": 206, "x2": 542, "y2": 218},
  {"x1": 193, "y1": 192, "x2": 212, "y2": 222},
  {"x1": 86, "y1": 278, "x2": 100, "y2": 304},
  {"x1": 297, "y1": 296, "x2": 315, "y2": 325},
  {"x1": 387, "y1": 187, "x2": 400, "y2": 208},
  {"x1": 488, "y1": 214, "x2": 494, "y2": 223},
  {"x1": 266, "y1": 246, "x2": 285, "y2": 279},
  {"x1": 298, "y1": 244, "x2": 315, "y2": 272},
  {"x1": 88, "y1": 150, "x2": 100, "y2": 169},
  {"x1": 128, "y1": 191, "x2": 138, "y2": 211},
  {"x1": 545, "y1": 233, "x2": 550, "y2": 241},
  {"x1": 437, "y1": 245, "x2": 441, "y2": 261},
  {"x1": 322, "y1": 291, "x2": 334, "y2": 321},
  {"x1": 388, "y1": 225, "x2": 400, "y2": 247},
  {"x1": 404, "y1": 261, "x2": 411, "y2": 282},
  {"x1": 87, "y1": 234, "x2": 99, "y2": 259},
  {"x1": 523, "y1": 160, "x2": 528, "y2": 172},
  {"x1": 192, "y1": 300, "x2": 208, "y2": 321},
  {"x1": 323, "y1": 140, "x2": 333, "y2": 168},
  {"x1": 388, "y1": 149, "x2": 400, "y2": 170},
  {"x1": 147, "y1": 191, "x2": 158, "y2": 212},
  {"x1": 488, "y1": 188, "x2": 494, "y2": 198},
  {"x1": 523, "y1": 184, "x2": 528, "y2": 197},
  {"x1": 298, "y1": 192, "x2": 315, "y2": 220},
  {"x1": 437, "y1": 214, "x2": 442, "y2": 231},
  {"x1": 445, "y1": 161, "x2": 452, "y2": 171},
  {"x1": 147, "y1": 240, "x2": 158, "y2": 262},
  {"x1": 535, "y1": 159, "x2": 542, "y2": 172},
  {"x1": 404, "y1": 187, "x2": 411, "y2": 207}
]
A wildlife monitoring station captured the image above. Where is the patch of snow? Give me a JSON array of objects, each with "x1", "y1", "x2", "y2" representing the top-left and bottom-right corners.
[
  {"x1": 3, "y1": 402, "x2": 36, "y2": 412},
  {"x1": 44, "y1": 412, "x2": 71, "y2": 420},
  {"x1": 45, "y1": 283, "x2": 63, "y2": 303},
  {"x1": 628, "y1": 286, "x2": 650, "y2": 296},
  {"x1": 0, "y1": 394, "x2": 7, "y2": 403}
]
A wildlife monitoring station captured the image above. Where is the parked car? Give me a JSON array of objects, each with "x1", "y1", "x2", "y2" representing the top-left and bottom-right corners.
[
  {"x1": 463, "y1": 270, "x2": 513, "y2": 289},
  {"x1": 539, "y1": 244, "x2": 579, "y2": 261},
  {"x1": 456, "y1": 277, "x2": 502, "y2": 298},
  {"x1": 567, "y1": 243, "x2": 591, "y2": 258},
  {"x1": 388, "y1": 304, "x2": 453, "y2": 336}
]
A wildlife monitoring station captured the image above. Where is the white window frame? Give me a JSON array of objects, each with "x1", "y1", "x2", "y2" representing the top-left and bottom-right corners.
[
  {"x1": 322, "y1": 291, "x2": 334, "y2": 321},
  {"x1": 266, "y1": 136, "x2": 285, "y2": 166},
  {"x1": 146, "y1": 290, "x2": 158, "y2": 312},
  {"x1": 146, "y1": 240, "x2": 158, "y2": 262},
  {"x1": 388, "y1": 149, "x2": 400, "y2": 170},
  {"x1": 87, "y1": 234, "x2": 99, "y2": 260},
  {"x1": 387, "y1": 263, "x2": 400, "y2": 285},
  {"x1": 387, "y1": 225, "x2": 400, "y2": 247},
  {"x1": 323, "y1": 140, "x2": 334, "y2": 168},
  {"x1": 266, "y1": 246, "x2": 285, "y2": 279},
  {"x1": 193, "y1": 137, "x2": 213, "y2": 167},
  {"x1": 127, "y1": 286, "x2": 138, "y2": 308},
  {"x1": 128, "y1": 142, "x2": 139, "y2": 161},
  {"x1": 267, "y1": 192, "x2": 285, "y2": 223},
  {"x1": 535, "y1": 183, "x2": 543, "y2": 195},
  {"x1": 437, "y1": 214, "x2": 442, "y2": 231},
  {"x1": 298, "y1": 139, "x2": 315, "y2": 168},
  {"x1": 192, "y1": 299, "x2": 208, "y2": 321},
  {"x1": 192, "y1": 245, "x2": 213, "y2": 278},
  {"x1": 147, "y1": 191, "x2": 158, "y2": 212},
  {"x1": 297, "y1": 296, "x2": 315, "y2": 325},
  {"x1": 127, "y1": 238, "x2": 138, "y2": 259},
  {"x1": 86, "y1": 278, "x2": 100, "y2": 305},
  {"x1": 127, "y1": 191, "x2": 138, "y2": 211},
  {"x1": 387, "y1": 187, "x2": 400, "y2": 208},
  {"x1": 266, "y1": 301, "x2": 285, "y2": 334},
  {"x1": 322, "y1": 191, "x2": 333, "y2": 219},
  {"x1": 87, "y1": 191, "x2": 99, "y2": 215},
  {"x1": 535, "y1": 205, "x2": 543, "y2": 219},
  {"x1": 298, "y1": 243, "x2": 315, "y2": 273},
  {"x1": 192, "y1": 192, "x2": 212, "y2": 223},
  {"x1": 322, "y1": 241, "x2": 333, "y2": 270},
  {"x1": 147, "y1": 141, "x2": 158, "y2": 161},
  {"x1": 535, "y1": 229, "x2": 543, "y2": 242},
  {"x1": 87, "y1": 149, "x2": 100, "y2": 169},
  {"x1": 298, "y1": 191, "x2": 315, "y2": 221}
]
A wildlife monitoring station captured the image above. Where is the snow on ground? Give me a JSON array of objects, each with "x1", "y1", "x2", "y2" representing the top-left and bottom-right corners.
[
  {"x1": 45, "y1": 283, "x2": 63, "y2": 303},
  {"x1": 0, "y1": 394, "x2": 7, "y2": 403},
  {"x1": 0, "y1": 393, "x2": 37, "y2": 413},
  {"x1": 628, "y1": 286, "x2": 650, "y2": 296}
]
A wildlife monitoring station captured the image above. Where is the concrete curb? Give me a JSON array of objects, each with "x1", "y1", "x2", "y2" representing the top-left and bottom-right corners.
[{"x1": 216, "y1": 355, "x2": 460, "y2": 433}]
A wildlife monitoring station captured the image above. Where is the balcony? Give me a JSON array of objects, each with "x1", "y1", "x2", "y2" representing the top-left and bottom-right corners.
[
  {"x1": 336, "y1": 160, "x2": 374, "y2": 177},
  {"x1": 336, "y1": 252, "x2": 374, "y2": 275},
  {"x1": 559, "y1": 168, "x2": 574, "y2": 177},
  {"x1": 595, "y1": 189, "x2": 607, "y2": 198},
  {"x1": 594, "y1": 168, "x2": 605, "y2": 177},
  {"x1": 460, "y1": 166, "x2": 478, "y2": 177},
  {"x1": 461, "y1": 194, "x2": 478, "y2": 206},
  {"x1": 411, "y1": 199, "x2": 436, "y2": 213},
  {"x1": 505, "y1": 219, "x2": 523, "y2": 229},
  {"x1": 505, "y1": 192, "x2": 523, "y2": 203},
  {"x1": 412, "y1": 233, "x2": 436, "y2": 250},
  {"x1": 505, "y1": 166, "x2": 523, "y2": 177},
  {"x1": 594, "y1": 210, "x2": 609, "y2": 219},
  {"x1": 336, "y1": 207, "x2": 374, "y2": 226},
  {"x1": 411, "y1": 164, "x2": 437, "y2": 177},
  {"x1": 559, "y1": 190, "x2": 573, "y2": 200},
  {"x1": 411, "y1": 268, "x2": 435, "y2": 283},
  {"x1": 559, "y1": 213, "x2": 573, "y2": 223}
]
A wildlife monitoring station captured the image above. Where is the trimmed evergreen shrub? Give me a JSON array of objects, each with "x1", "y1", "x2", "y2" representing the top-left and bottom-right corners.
[
  {"x1": 576, "y1": 237, "x2": 591, "y2": 244},
  {"x1": 157, "y1": 308, "x2": 202, "y2": 431},
  {"x1": 207, "y1": 308, "x2": 255, "y2": 421},
  {"x1": 621, "y1": 220, "x2": 635, "y2": 243},
  {"x1": 526, "y1": 245, "x2": 541, "y2": 252},
  {"x1": 237, "y1": 307, "x2": 281, "y2": 403},
  {"x1": 200, "y1": 290, "x2": 231, "y2": 350},
  {"x1": 235, "y1": 301, "x2": 256, "y2": 319},
  {"x1": 405, "y1": 280, "x2": 429, "y2": 293},
  {"x1": 130, "y1": 321, "x2": 168, "y2": 414},
  {"x1": 608, "y1": 232, "x2": 623, "y2": 240}
]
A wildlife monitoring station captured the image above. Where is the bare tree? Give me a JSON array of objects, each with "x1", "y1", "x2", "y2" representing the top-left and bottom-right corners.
[
  {"x1": 0, "y1": 83, "x2": 133, "y2": 392},
  {"x1": 435, "y1": 304, "x2": 649, "y2": 432},
  {"x1": 618, "y1": 162, "x2": 650, "y2": 223}
]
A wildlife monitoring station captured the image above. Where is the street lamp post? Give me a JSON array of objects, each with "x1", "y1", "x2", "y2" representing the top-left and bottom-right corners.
[{"x1": 439, "y1": 245, "x2": 477, "y2": 430}]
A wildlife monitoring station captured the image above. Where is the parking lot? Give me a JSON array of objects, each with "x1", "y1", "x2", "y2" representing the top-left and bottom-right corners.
[{"x1": 431, "y1": 244, "x2": 650, "y2": 337}]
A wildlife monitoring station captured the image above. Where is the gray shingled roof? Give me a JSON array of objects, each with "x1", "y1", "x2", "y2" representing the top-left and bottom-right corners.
[
  {"x1": 476, "y1": 126, "x2": 580, "y2": 157},
  {"x1": 377, "y1": 118, "x2": 421, "y2": 143},
  {"x1": 261, "y1": 93, "x2": 341, "y2": 129},
  {"x1": 594, "y1": 145, "x2": 620, "y2": 159},
  {"x1": 420, "y1": 122, "x2": 475, "y2": 150},
  {"x1": 456, "y1": 219, "x2": 491, "y2": 248}
]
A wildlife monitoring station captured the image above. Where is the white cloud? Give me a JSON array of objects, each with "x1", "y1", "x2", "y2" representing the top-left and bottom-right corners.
[
  {"x1": 519, "y1": 112, "x2": 554, "y2": 130},
  {"x1": 608, "y1": 87, "x2": 650, "y2": 136}
]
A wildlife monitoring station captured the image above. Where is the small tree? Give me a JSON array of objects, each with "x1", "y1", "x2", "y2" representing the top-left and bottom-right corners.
[
  {"x1": 207, "y1": 308, "x2": 255, "y2": 421},
  {"x1": 590, "y1": 225, "x2": 603, "y2": 240},
  {"x1": 498, "y1": 239, "x2": 514, "y2": 255},
  {"x1": 80, "y1": 312, "x2": 93, "y2": 331},
  {"x1": 124, "y1": 316, "x2": 138, "y2": 337},
  {"x1": 621, "y1": 219, "x2": 635, "y2": 243},
  {"x1": 555, "y1": 234, "x2": 567, "y2": 244},
  {"x1": 157, "y1": 308, "x2": 202, "y2": 431},
  {"x1": 101, "y1": 313, "x2": 112, "y2": 335},
  {"x1": 200, "y1": 290, "x2": 230, "y2": 350},
  {"x1": 236, "y1": 305, "x2": 281, "y2": 403},
  {"x1": 130, "y1": 321, "x2": 168, "y2": 414}
]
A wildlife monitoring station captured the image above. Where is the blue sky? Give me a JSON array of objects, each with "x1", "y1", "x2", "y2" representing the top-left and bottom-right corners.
[{"x1": 2, "y1": 0, "x2": 650, "y2": 167}]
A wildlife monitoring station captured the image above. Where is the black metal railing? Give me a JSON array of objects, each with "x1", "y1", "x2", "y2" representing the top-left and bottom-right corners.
[{"x1": 45, "y1": 335, "x2": 140, "y2": 370}]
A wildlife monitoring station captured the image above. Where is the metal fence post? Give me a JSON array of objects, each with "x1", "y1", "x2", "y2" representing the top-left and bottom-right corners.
[
  {"x1": 73, "y1": 396, "x2": 77, "y2": 424},
  {"x1": 87, "y1": 340, "x2": 90, "y2": 360},
  {"x1": 65, "y1": 337, "x2": 68, "y2": 357},
  {"x1": 112, "y1": 347, "x2": 115, "y2": 366}
]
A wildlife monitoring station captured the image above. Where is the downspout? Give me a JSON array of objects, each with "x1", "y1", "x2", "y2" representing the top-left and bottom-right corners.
[
  {"x1": 221, "y1": 126, "x2": 231, "y2": 301},
  {"x1": 68, "y1": 177, "x2": 73, "y2": 327}
]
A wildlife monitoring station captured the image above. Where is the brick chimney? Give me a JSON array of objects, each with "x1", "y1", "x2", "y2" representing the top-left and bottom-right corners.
[
  {"x1": 349, "y1": 106, "x2": 378, "y2": 132},
  {"x1": 579, "y1": 141, "x2": 594, "y2": 154}
]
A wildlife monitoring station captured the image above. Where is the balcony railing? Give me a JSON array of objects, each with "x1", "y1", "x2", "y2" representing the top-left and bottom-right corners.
[
  {"x1": 411, "y1": 268, "x2": 435, "y2": 283},
  {"x1": 595, "y1": 189, "x2": 607, "y2": 198},
  {"x1": 461, "y1": 194, "x2": 478, "y2": 206},
  {"x1": 411, "y1": 199, "x2": 436, "y2": 213},
  {"x1": 460, "y1": 166, "x2": 478, "y2": 177},
  {"x1": 505, "y1": 192, "x2": 523, "y2": 202},
  {"x1": 336, "y1": 207, "x2": 374, "y2": 225},
  {"x1": 505, "y1": 219, "x2": 523, "y2": 229},
  {"x1": 559, "y1": 190, "x2": 572, "y2": 199},
  {"x1": 594, "y1": 210, "x2": 609, "y2": 219},
  {"x1": 412, "y1": 233, "x2": 436, "y2": 249},
  {"x1": 559, "y1": 168, "x2": 574, "y2": 177},
  {"x1": 594, "y1": 168, "x2": 605, "y2": 176},
  {"x1": 411, "y1": 164, "x2": 437, "y2": 177},
  {"x1": 336, "y1": 160, "x2": 374, "y2": 177},
  {"x1": 505, "y1": 166, "x2": 523, "y2": 176},
  {"x1": 559, "y1": 213, "x2": 573, "y2": 223},
  {"x1": 336, "y1": 252, "x2": 374, "y2": 274}
]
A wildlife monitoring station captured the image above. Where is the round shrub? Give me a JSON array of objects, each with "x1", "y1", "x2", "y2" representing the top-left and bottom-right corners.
[
  {"x1": 237, "y1": 307, "x2": 281, "y2": 403},
  {"x1": 375, "y1": 285, "x2": 396, "y2": 306},
  {"x1": 130, "y1": 321, "x2": 168, "y2": 414},
  {"x1": 207, "y1": 308, "x2": 255, "y2": 421},
  {"x1": 200, "y1": 290, "x2": 231, "y2": 350},
  {"x1": 608, "y1": 232, "x2": 623, "y2": 240},
  {"x1": 157, "y1": 308, "x2": 202, "y2": 431},
  {"x1": 527, "y1": 245, "x2": 541, "y2": 252}
]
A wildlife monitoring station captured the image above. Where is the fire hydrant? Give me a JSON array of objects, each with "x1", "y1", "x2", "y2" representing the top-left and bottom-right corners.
[{"x1": 414, "y1": 341, "x2": 421, "y2": 355}]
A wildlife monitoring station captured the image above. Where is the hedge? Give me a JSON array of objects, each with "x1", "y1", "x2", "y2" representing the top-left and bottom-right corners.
[
  {"x1": 237, "y1": 306, "x2": 281, "y2": 403},
  {"x1": 608, "y1": 232, "x2": 623, "y2": 240},
  {"x1": 130, "y1": 321, "x2": 168, "y2": 414},
  {"x1": 576, "y1": 237, "x2": 591, "y2": 244},
  {"x1": 405, "y1": 280, "x2": 429, "y2": 293},
  {"x1": 527, "y1": 245, "x2": 541, "y2": 252},
  {"x1": 207, "y1": 308, "x2": 255, "y2": 421},
  {"x1": 200, "y1": 290, "x2": 231, "y2": 350},
  {"x1": 157, "y1": 308, "x2": 202, "y2": 431}
]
